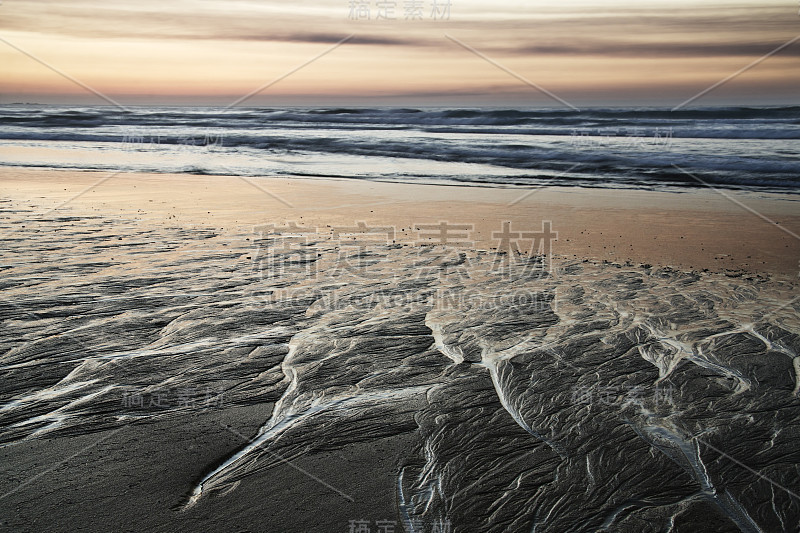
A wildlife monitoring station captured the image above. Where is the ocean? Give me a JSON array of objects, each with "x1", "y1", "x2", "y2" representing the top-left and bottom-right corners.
[{"x1": 1, "y1": 105, "x2": 799, "y2": 190}]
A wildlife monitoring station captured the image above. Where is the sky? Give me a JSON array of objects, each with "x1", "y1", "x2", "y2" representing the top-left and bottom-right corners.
[{"x1": 0, "y1": 0, "x2": 798, "y2": 107}]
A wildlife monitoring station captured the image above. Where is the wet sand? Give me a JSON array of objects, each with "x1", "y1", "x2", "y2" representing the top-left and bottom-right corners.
[
  {"x1": 1, "y1": 404, "x2": 416, "y2": 532},
  {"x1": 2, "y1": 167, "x2": 799, "y2": 277},
  {"x1": 1, "y1": 167, "x2": 799, "y2": 533}
]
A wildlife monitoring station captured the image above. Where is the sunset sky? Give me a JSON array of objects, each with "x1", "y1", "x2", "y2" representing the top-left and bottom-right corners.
[{"x1": 1, "y1": 0, "x2": 798, "y2": 106}]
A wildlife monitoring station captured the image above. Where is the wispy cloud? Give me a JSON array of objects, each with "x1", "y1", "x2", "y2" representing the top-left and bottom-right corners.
[
  {"x1": 509, "y1": 41, "x2": 800, "y2": 58},
  {"x1": 1, "y1": 0, "x2": 797, "y2": 105}
]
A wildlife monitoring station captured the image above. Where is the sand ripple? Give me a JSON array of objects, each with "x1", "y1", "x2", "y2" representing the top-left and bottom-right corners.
[{"x1": 1, "y1": 201, "x2": 799, "y2": 531}]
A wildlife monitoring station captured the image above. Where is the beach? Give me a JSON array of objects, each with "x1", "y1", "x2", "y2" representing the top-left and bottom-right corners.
[
  {"x1": 4, "y1": 0, "x2": 800, "y2": 527},
  {"x1": 3, "y1": 167, "x2": 799, "y2": 275},
  {"x1": 2, "y1": 166, "x2": 799, "y2": 532}
]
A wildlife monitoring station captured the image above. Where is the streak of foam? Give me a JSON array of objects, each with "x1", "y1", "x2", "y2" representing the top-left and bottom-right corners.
[
  {"x1": 0, "y1": 380, "x2": 97, "y2": 413},
  {"x1": 426, "y1": 319, "x2": 464, "y2": 364},
  {"x1": 184, "y1": 384, "x2": 432, "y2": 508},
  {"x1": 9, "y1": 385, "x2": 116, "y2": 440},
  {"x1": 742, "y1": 323, "x2": 800, "y2": 395},
  {"x1": 634, "y1": 418, "x2": 762, "y2": 533},
  {"x1": 397, "y1": 467, "x2": 419, "y2": 533},
  {"x1": 481, "y1": 353, "x2": 567, "y2": 460},
  {"x1": 639, "y1": 323, "x2": 752, "y2": 393}
]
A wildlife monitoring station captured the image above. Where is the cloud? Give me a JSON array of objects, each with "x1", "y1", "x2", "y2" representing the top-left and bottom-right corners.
[
  {"x1": 1, "y1": 0, "x2": 794, "y2": 58},
  {"x1": 508, "y1": 41, "x2": 800, "y2": 58},
  {"x1": 221, "y1": 33, "x2": 427, "y2": 47},
  {"x1": 2, "y1": 0, "x2": 797, "y2": 105},
  {"x1": 0, "y1": 3, "x2": 433, "y2": 46}
]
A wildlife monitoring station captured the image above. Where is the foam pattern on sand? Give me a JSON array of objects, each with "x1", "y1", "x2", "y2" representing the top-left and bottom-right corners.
[{"x1": 1, "y1": 200, "x2": 799, "y2": 532}]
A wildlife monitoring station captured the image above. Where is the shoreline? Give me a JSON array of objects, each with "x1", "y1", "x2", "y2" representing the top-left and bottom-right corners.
[
  {"x1": 6, "y1": 162, "x2": 800, "y2": 195},
  {"x1": 2, "y1": 166, "x2": 798, "y2": 278}
]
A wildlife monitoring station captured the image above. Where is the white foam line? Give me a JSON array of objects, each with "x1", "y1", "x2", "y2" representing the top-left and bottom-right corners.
[
  {"x1": 0, "y1": 380, "x2": 96, "y2": 412},
  {"x1": 185, "y1": 384, "x2": 431, "y2": 508},
  {"x1": 483, "y1": 358, "x2": 567, "y2": 459},
  {"x1": 641, "y1": 423, "x2": 762, "y2": 533},
  {"x1": 10, "y1": 385, "x2": 116, "y2": 440},
  {"x1": 427, "y1": 320, "x2": 464, "y2": 364},
  {"x1": 0, "y1": 329, "x2": 294, "y2": 371},
  {"x1": 689, "y1": 346, "x2": 751, "y2": 394},
  {"x1": 740, "y1": 324, "x2": 800, "y2": 394},
  {"x1": 644, "y1": 324, "x2": 751, "y2": 392},
  {"x1": 397, "y1": 467, "x2": 418, "y2": 533}
]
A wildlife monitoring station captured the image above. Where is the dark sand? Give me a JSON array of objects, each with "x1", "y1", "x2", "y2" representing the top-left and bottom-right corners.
[
  {"x1": 1, "y1": 403, "x2": 417, "y2": 532},
  {"x1": 1, "y1": 167, "x2": 799, "y2": 532}
]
